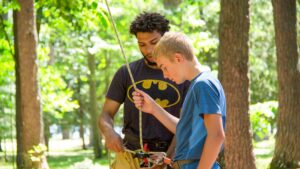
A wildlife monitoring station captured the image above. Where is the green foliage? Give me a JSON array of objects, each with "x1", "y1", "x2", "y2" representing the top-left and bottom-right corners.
[
  {"x1": 0, "y1": 7, "x2": 15, "y2": 141},
  {"x1": 0, "y1": 0, "x2": 20, "y2": 13},
  {"x1": 250, "y1": 101, "x2": 278, "y2": 141},
  {"x1": 168, "y1": 0, "x2": 220, "y2": 70},
  {"x1": 249, "y1": 0, "x2": 277, "y2": 103},
  {"x1": 28, "y1": 144, "x2": 47, "y2": 162}
]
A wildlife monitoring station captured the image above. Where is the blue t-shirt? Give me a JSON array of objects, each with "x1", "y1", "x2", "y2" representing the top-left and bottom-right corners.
[{"x1": 174, "y1": 71, "x2": 226, "y2": 169}]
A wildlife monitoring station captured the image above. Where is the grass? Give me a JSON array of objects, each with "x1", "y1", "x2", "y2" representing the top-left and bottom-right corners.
[
  {"x1": 0, "y1": 138, "x2": 274, "y2": 169},
  {"x1": 0, "y1": 139, "x2": 109, "y2": 169},
  {"x1": 47, "y1": 150, "x2": 108, "y2": 169},
  {"x1": 254, "y1": 138, "x2": 275, "y2": 169}
]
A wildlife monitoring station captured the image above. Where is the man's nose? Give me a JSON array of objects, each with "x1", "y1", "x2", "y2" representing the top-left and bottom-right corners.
[{"x1": 146, "y1": 46, "x2": 154, "y2": 54}]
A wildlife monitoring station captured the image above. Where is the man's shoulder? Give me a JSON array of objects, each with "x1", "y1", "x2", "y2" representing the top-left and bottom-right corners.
[
  {"x1": 116, "y1": 59, "x2": 143, "y2": 72},
  {"x1": 129, "y1": 58, "x2": 144, "y2": 66}
]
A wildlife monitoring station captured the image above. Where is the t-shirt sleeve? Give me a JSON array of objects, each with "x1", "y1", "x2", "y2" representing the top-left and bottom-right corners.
[
  {"x1": 106, "y1": 65, "x2": 127, "y2": 103},
  {"x1": 194, "y1": 80, "x2": 221, "y2": 116}
]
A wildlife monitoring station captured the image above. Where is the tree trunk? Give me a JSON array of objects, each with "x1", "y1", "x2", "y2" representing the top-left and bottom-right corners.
[
  {"x1": 13, "y1": 0, "x2": 48, "y2": 168},
  {"x1": 43, "y1": 118, "x2": 50, "y2": 151},
  {"x1": 79, "y1": 109, "x2": 86, "y2": 150},
  {"x1": 162, "y1": 0, "x2": 182, "y2": 9},
  {"x1": 1, "y1": 0, "x2": 8, "y2": 20},
  {"x1": 219, "y1": 0, "x2": 256, "y2": 169},
  {"x1": 0, "y1": 138, "x2": 2, "y2": 152},
  {"x1": 61, "y1": 126, "x2": 70, "y2": 139},
  {"x1": 88, "y1": 52, "x2": 102, "y2": 158},
  {"x1": 270, "y1": 1, "x2": 300, "y2": 168},
  {"x1": 77, "y1": 76, "x2": 87, "y2": 149},
  {"x1": 36, "y1": 6, "x2": 43, "y2": 36}
]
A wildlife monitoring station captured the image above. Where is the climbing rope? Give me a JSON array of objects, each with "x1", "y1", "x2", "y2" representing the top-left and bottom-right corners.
[{"x1": 103, "y1": 0, "x2": 144, "y2": 153}]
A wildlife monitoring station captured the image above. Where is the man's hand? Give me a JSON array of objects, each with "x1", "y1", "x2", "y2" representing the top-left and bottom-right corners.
[{"x1": 104, "y1": 131, "x2": 124, "y2": 152}]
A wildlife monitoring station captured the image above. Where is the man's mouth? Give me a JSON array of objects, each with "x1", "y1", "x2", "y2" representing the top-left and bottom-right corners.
[{"x1": 144, "y1": 55, "x2": 157, "y2": 66}]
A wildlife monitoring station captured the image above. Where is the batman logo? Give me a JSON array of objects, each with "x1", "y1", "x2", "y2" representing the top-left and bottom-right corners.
[{"x1": 127, "y1": 79, "x2": 180, "y2": 108}]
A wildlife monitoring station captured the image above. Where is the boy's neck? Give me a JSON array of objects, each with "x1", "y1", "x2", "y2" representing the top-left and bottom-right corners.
[{"x1": 186, "y1": 60, "x2": 204, "y2": 81}]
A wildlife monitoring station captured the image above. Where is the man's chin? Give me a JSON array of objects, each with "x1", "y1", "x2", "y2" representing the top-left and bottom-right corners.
[
  {"x1": 176, "y1": 79, "x2": 185, "y2": 85},
  {"x1": 144, "y1": 58, "x2": 157, "y2": 66}
]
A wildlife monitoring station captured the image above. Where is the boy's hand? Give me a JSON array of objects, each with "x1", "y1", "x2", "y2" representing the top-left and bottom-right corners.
[{"x1": 132, "y1": 89, "x2": 158, "y2": 114}]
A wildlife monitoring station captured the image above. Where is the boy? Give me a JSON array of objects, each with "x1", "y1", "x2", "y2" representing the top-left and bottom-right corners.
[{"x1": 133, "y1": 32, "x2": 226, "y2": 169}]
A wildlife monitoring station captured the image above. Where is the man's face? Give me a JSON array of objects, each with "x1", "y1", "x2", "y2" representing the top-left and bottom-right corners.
[
  {"x1": 156, "y1": 55, "x2": 184, "y2": 84},
  {"x1": 136, "y1": 31, "x2": 162, "y2": 66}
]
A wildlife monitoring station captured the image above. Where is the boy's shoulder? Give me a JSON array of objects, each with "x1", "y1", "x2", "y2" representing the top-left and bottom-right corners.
[{"x1": 193, "y1": 71, "x2": 222, "y2": 91}]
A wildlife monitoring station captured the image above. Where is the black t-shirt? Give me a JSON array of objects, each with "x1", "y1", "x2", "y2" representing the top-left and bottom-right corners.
[{"x1": 107, "y1": 59, "x2": 189, "y2": 149}]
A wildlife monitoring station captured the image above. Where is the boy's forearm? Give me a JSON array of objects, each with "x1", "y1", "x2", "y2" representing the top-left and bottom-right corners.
[
  {"x1": 197, "y1": 134, "x2": 224, "y2": 169},
  {"x1": 151, "y1": 105, "x2": 179, "y2": 134}
]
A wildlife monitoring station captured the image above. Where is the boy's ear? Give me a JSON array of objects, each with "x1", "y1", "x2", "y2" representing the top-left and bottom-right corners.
[{"x1": 174, "y1": 53, "x2": 184, "y2": 63}]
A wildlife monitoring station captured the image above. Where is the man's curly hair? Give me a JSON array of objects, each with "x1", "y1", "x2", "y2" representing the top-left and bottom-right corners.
[{"x1": 130, "y1": 12, "x2": 170, "y2": 36}]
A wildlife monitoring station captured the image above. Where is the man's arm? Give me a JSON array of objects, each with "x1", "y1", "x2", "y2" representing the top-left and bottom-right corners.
[
  {"x1": 98, "y1": 98, "x2": 124, "y2": 152},
  {"x1": 197, "y1": 114, "x2": 225, "y2": 169}
]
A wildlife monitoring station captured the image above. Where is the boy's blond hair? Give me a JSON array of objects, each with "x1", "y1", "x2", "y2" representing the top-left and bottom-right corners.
[{"x1": 153, "y1": 32, "x2": 194, "y2": 61}]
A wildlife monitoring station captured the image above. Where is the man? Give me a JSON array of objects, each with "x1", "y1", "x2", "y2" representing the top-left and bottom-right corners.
[
  {"x1": 133, "y1": 32, "x2": 226, "y2": 169},
  {"x1": 98, "y1": 13, "x2": 189, "y2": 169}
]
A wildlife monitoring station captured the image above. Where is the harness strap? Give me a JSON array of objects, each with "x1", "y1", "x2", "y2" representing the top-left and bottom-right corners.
[{"x1": 172, "y1": 159, "x2": 199, "y2": 169}]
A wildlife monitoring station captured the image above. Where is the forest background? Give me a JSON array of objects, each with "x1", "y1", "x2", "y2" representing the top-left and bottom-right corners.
[{"x1": 0, "y1": 0, "x2": 299, "y2": 169}]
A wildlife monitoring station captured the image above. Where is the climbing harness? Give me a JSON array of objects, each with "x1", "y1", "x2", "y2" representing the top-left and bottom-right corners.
[{"x1": 103, "y1": 0, "x2": 172, "y2": 167}]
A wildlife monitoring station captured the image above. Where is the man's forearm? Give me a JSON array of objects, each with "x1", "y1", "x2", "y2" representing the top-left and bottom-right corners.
[{"x1": 98, "y1": 112, "x2": 115, "y2": 137}]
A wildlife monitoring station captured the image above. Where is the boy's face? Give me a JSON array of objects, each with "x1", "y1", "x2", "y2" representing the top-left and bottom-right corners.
[
  {"x1": 136, "y1": 31, "x2": 162, "y2": 66},
  {"x1": 156, "y1": 55, "x2": 184, "y2": 84}
]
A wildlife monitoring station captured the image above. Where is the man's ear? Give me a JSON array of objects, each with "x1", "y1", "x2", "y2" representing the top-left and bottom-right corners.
[{"x1": 174, "y1": 53, "x2": 184, "y2": 63}]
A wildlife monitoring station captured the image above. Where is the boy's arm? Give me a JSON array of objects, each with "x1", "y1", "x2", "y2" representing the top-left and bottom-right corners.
[
  {"x1": 133, "y1": 89, "x2": 179, "y2": 133},
  {"x1": 197, "y1": 114, "x2": 225, "y2": 169}
]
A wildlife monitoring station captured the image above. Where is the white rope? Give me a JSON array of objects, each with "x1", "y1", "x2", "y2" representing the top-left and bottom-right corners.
[{"x1": 104, "y1": 0, "x2": 144, "y2": 152}]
